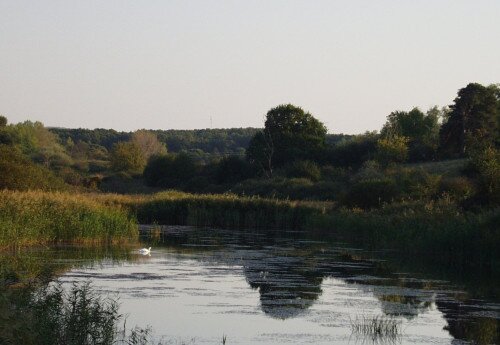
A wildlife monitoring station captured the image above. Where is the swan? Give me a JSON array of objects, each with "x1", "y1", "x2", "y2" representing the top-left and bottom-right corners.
[{"x1": 138, "y1": 247, "x2": 151, "y2": 255}]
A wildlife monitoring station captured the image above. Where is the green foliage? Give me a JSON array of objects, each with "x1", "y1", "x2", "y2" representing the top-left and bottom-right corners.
[
  {"x1": 440, "y1": 83, "x2": 499, "y2": 157},
  {"x1": 5, "y1": 121, "x2": 71, "y2": 168},
  {"x1": 130, "y1": 191, "x2": 318, "y2": 229},
  {"x1": 467, "y1": 147, "x2": 500, "y2": 206},
  {"x1": 326, "y1": 132, "x2": 378, "y2": 168},
  {"x1": 214, "y1": 156, "x2": 255, "y2": 184},
  {"x1": 143, "y1": 153, "x2": 198, "y2": 188},
  {"x1": 381, "y1": 107, "x2": 441, "y2": 161},
  {"x1": 1, "y1": 281, "x2": 161, "y2": 345},
  {"x1": 247, "y1": 104, "x2": 327, "y2": 174},
  {"x1": 0, "y1": 145, "x2": 68, "y2": 191},
  {"x1": 310, "y1": 200, "x2": 500, "y2": 271},
  {"x1": 0, "y1": 115, "x2": 7, "y2": 127},
  {"x1": 283, "y1": 160, "x2": 321, "y2": 181},
  {"x1": 110, "y1": 141, "x2": 146, "y2": 173},
  {"x1": 231, "y1": 177, "x2": 340, "y2": 200},
  {"x1": 342, "y1": 178, "x2": 400, "y2": 209},
  {"x1": 0, "y1": 190, "x2": 138, "y2": 247},
  {"x1": 375, "y1": 136, "x2": 409, "y2": 166}
]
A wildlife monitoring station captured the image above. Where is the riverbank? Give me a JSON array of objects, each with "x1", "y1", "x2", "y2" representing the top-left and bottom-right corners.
[
  {"x1": 0, "y1": 190, "x2": 138, "y2": 248},
  {"x1": 1, "y1": 190, "x2": 498, "y2": 271}
]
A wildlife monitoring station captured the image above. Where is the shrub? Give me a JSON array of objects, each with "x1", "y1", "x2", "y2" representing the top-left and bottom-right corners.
[
  {"x1": 342, "y1": 178, "x2": 400, "y2": 209},
  {"x1": 283, "y1": 160, "x2": 321, "y2": 181},
  {"x1": 144, "y1": 153, "x2": 198, "y2": 188},
  {"x1": 0, "y1": 145, "x2": 68, "y2": 191},
  {"x1": 214, "y1": 156, "x2": 255, "y2": 184},
  {"x1": 375, "y1": 136, "x2": 409, "y2": 166},
  {"x1": 439, "y1": 177, "x2": 476, "y2": 200}
]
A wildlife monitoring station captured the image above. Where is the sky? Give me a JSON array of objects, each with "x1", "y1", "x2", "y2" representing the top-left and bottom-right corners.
[{"x1": 1, "y1": 1, "x2": 499, "y2": 134}]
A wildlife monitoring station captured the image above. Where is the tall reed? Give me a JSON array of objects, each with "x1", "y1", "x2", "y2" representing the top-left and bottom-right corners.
[
  {"x1": 0, "y1": 190, "x2": 138, "y2": 248},
  {"x1": 94, "y1": 191, "x2": 326, "y2": 230}
]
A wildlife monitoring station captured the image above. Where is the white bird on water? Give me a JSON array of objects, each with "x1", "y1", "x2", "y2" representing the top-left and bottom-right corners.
[{"x1": 138, "y1": 247, "x2": 151, "y2": 255}]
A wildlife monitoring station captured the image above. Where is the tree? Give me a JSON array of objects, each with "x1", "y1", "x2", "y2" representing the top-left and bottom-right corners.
[
  {"x1": 143, "y1": 153, "x2": 198, "y2": 188},
  {"x1": 110, "y1": 141, "x2": 146, "y2": 173},
  {"x1": 5, "y1": 121, "x2": 71, "y2": 167},
  {"x1": 439, "y1": 83, "x2": 499, "y2": 157},
  {"x1": 381, "y1": 107, "x2": 441, "y2": 161},
  {"x1": 247, "y1": 104, "x2": 327, "y2": 176},
  {"x1": 214, "y1": 156, "x2": 255, "y2": 184},
  {"x1": 131, "y1": 130, "x2": 167, "y2": 160},
  {"x1": 246, "y1": 130, "x2": 274, "y2": 177},
  {"x1": 0, "y1": 115, "x2": 12, "y2": 145},
  {"x1": 375, "y1": 135, "x2": 409, "y2": 166},
  {"x1": 0, "y1": 145, "x2": 67, "y2": 191},
  {"x1": 326, "y1": 132, "x2": 379, "y2": 168}
]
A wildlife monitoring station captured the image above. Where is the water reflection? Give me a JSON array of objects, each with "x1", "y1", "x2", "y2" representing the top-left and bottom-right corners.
[
  {"x1": 142, "y1": 225, "x2": 499, "y2": 343},
  {"x1": 1, "y1": 227, "x2": 499, "y2": 344}
]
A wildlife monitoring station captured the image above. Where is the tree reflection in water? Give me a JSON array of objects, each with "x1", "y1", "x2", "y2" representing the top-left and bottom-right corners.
[{"x1": 148, "y1": 226, "x2": 499, "y2": 343}]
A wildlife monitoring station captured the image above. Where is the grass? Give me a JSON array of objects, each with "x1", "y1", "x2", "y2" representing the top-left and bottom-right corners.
[
  {"x1": 310, "y1": 199, "x2": 500, "y2": 271},
  {"x1": 350, "y1": 315, "x2": 402, "y2": 341},
  {"x1": 93, "y1": 190, "x2": 329, "y2": 230},
  {"x1": 404, "y1": 158, "x2": 467, "y2": 177},
  {"x1": 0, "y1": 281, "x2": 167, "y2": 345},
  {"x1": 0, "y1": 190, "x2": 138, "y2": 248}
]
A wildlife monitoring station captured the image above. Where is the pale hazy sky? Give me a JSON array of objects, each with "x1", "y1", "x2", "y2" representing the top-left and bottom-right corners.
[{"x1": 1, "y1": 1, "x2": 499, "y2": 133}]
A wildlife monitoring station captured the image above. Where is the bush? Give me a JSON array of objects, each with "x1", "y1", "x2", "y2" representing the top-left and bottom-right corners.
[
  {"x1": 342, "y1": 178, "x2": 400, "y2": 209},
  {"x1": 214, "y1": 156, "x2": 255, "y2": 184},
  {"x1": 375, "y1": 136, "x2": 409, "y2": 166},
  {"x1": 320, "y1": 165, "x2": 350, "y2": 183},
  {"x1": 144, "y1": 153, "x2": 199, "y2": 188},
  {"x1": 0, "y1": 145, "x2": 68, "y2": 191},
  {"x1": 283, "y1": 160, "x2": 321, "y2": 181},
  {"x1": 439, "y1": 177, "x2": 476, "y2": 201},
  {"x1": 387, "y1": 167, "x2": 441, "y2": 199},
  {"x1": 230, "y1": 177, "x2": 340, "y2": 201}
]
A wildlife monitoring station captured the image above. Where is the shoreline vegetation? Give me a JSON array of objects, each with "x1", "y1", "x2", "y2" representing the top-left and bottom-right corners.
[
  {"x1": 0, "y1": 190, "x2": 137, "y2": 249},
  {"x1": 2, "y1": 190, "x2": 498, "y2": 272}
]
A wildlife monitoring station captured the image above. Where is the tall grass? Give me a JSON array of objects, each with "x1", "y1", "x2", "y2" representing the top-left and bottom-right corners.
[
  {"x1": 0, "y1": 281, "x2": 166, "y2": 345},
  {"x1": 0, "y1": 190, "x2": 138, "y2": 248},
  {"x1": 94, "y1": 191, "x2": 326, "y2": 230},
  {"x1": 309, "y1": 199, "x2": 500, "y2": 271},
  {"x1": 350, "y1": 315, "x2": 402, "y2": 342}
]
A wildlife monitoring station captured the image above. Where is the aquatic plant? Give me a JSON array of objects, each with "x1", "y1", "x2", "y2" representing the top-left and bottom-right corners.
[
  {"x1": 350, "y1": 315, "x2": 402, "y2": 341},
  {"x1": 0, "y1": 281, "x2": 167, "y2": 345},
  {"x1": 0, "y1": 190, "x2": 138, "y2": 248},
  {"x1": 94, "y1": 190, "x2": 326, "y2": 230}
]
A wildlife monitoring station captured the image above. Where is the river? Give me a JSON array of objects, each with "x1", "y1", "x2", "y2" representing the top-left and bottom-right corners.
[{"x1": 3, "y1": 226, "x2": 499, "y2": 344}]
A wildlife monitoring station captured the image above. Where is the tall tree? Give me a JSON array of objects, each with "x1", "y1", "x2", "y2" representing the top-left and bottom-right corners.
[
  {"x1": 247, "y1": 104, "x2": 327, "y2": 175},
  {"x1": 381, "y1": 107, "x2": 441, "y2": 161},
  {"x1": 439, "y1": 83, "x2": 499, "y2": 157},
  {"x1": 110, "y1": 141, "x2": 146, "y2": 173},
  {"x1": 131, "y1": 130, "x2": 167, "y2": 160}
]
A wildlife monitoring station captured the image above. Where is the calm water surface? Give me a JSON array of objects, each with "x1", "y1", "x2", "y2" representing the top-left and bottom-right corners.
[{"x1": 17, "y1": 227, "x2": 500, "y2": 344}]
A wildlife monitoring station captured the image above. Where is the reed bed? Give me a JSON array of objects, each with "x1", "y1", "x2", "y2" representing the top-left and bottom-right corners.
[
  {"x1": 1, "y1": 189, "x2": 498, "y2": 270},
  {"x1": 0, "y1": 190, "x2": 138, "y2": 248},
  {"x1": 350, "y1": 315, "x2": 402, "y2": 340},
  {"x1": 309, "y1": 200, "x2": 500, "y2": 271},
  {"x1": 93, "y1": 191, "x2": 328, "y2": 230}
]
